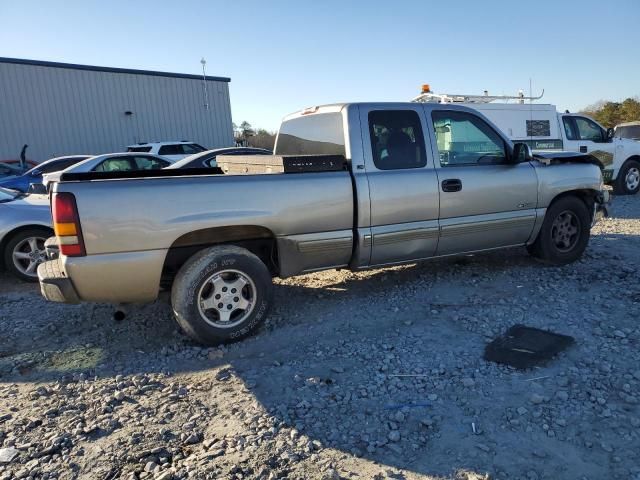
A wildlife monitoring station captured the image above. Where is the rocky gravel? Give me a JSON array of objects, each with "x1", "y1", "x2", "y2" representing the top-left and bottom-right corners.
[{"x1": 1, "y1": 194, "x2": 639, "y2": 480}]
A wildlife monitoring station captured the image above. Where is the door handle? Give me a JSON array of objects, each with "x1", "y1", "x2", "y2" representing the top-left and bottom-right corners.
[
  {"x1": 442, "y1": 179, "x2": 462, "y2": 192},
  {"x1": 579, "y1": 146, "x2": 588, "y2": 153}
]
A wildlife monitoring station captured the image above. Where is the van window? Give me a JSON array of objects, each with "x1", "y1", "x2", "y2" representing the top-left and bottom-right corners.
[
  {"x1": 432, "y1": 110, "x2": 507, "y2": 166},
  {"x1": 275, "y1": 113, "x2": 345, "y2": 156},
  {"x1": 368, "y1": 110, "x2": 427, "y2": 170},
  {"x1": 526, "y1": 120, "x2": 551, "y2": 137},
  {"x1": 127, "y1": 146, "x2": 152, "y2": 153}
]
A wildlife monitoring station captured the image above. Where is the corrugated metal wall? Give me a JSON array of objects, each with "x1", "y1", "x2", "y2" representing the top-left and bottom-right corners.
[{"x1": 0, "y1": 60, "x2": 234, "y2": 162}]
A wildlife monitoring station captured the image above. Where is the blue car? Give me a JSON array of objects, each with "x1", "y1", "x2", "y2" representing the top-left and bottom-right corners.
[
  {"x1": 0, "y1": 155, "x2": 90, "y2": 192},
  {"x1": 0, "y1": 162, "x2": 23, "y2": 180}
]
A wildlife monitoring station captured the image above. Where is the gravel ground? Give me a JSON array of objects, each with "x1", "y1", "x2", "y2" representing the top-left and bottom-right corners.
[{"x1": 1, "y1": 194, "x2": 639, "y2": 480}]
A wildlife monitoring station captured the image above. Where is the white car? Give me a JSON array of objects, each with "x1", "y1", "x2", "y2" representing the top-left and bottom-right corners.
[
  {"x1": 126, "y1": 141, "x2": 207, "y2": 161},
  {"x1": 43, "y1": 153, "x2": 174, "y2": 188}
]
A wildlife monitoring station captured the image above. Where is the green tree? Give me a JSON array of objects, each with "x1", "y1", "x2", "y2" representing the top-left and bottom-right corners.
[{"x1": 581, "y1": 97, "x2": 640, "y2": 128}]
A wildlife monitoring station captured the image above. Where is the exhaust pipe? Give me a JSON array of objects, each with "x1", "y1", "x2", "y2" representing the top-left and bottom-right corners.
[{"x1": 113, "y1": 304, "x2": 128, "y2": 321}]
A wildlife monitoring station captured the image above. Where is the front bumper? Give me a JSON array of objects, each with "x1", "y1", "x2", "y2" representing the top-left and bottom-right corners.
[
  {"x1": 593, "y1": 190, "x2": 611, "y2": 226},
  {"x1": 37, "y1": 259, "x2": 80, "y2": 304}
]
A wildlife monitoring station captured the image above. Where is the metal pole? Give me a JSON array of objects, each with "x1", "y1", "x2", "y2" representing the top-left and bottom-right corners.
[{"x1": 201, "y1": 58, "x2": 209, "y2": 110}]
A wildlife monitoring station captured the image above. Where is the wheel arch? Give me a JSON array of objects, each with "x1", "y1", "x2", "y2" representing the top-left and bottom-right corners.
[
  {"x1": 161, "y1": 225, "x2": 279, "y2": 289},
  {"x1": 528, "y1": 189, "x2": 599, "y2": 245},
  {"x1": 0, "y1": 223, "x2": 53, "y2": 269}
]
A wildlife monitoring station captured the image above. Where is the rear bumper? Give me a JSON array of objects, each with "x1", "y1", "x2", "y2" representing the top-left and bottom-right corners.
[
  {"x1": 38, "y1": 250, "x2": 166, "y2": 304},
  {"x1": 37, "y1": 259, "x2": 80, "y2": 304}
]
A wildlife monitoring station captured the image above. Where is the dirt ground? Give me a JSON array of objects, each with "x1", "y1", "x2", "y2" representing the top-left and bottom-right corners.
[{"x1": 1, "y1": 194, "x2": 639, "y2": 480}]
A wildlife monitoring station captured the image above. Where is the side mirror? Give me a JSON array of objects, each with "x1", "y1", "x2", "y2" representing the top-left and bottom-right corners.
[
  {"x1": 606, "y1": 127, "x2": 614, "y2": 140},
  {"x1": 512, "y1": 142, "x2": 532, "y2": 163},
  {"x1": 27, "y1": 183, "x2": 47, "y2": 195}
]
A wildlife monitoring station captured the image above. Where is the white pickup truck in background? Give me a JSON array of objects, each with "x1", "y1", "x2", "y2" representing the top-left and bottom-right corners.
[{"x1": 413, "y1": 87, "x2": 640, "y2": 195}]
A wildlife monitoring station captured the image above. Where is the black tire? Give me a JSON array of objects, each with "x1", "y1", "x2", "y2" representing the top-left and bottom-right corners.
[
  {"x1": 3, "y1": 228, "x2": 52, "y2": 282},
  {"x1": 529, "y1": 196, "x2": 591, "y2": 265},
  {"x1": 171, "y1": 245, "x2": 273, "y2": 345},
  {"x1": 613, "y1": 159, "x2": 640, "y2": 195}
]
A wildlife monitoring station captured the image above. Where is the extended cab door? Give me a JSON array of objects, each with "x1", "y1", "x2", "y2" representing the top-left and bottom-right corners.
[
  {"x1": 560, "y1": 115, "x2": 615, "y2": 172},
  {"x1": 360, "y1": 105, "x2": 440, "y2": 266},
  {"x1": 429, "y1": 108, "x2": 538, "y2": 255}
]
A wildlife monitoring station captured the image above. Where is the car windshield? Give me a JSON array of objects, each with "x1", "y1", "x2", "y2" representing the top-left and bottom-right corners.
[{"x1": 0, "y1": 187, "x2": 19, "y2": 202}]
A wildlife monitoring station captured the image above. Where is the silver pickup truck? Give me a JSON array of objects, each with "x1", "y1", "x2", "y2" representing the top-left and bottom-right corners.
[{"x1": 39, "y1": 102, "x2": 609, "y2": 345}]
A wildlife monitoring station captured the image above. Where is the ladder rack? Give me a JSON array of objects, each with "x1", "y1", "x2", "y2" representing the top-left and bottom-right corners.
[{"x1": 412, "y1": 86, "x2": 544, "y2": 104}]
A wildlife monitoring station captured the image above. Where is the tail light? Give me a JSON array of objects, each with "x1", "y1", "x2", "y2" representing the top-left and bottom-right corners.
[{"x1": 52, "y1": 193, "x2": 86, "y2": 256}]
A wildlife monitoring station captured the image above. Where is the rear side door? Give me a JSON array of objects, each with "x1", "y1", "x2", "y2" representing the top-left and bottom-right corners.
[
  {"x1": 360, "y1": 106, "x2": 440, "y2": 266},
  {"x1": 429, "y1": 108, "x2": 538, "y2": 255}
]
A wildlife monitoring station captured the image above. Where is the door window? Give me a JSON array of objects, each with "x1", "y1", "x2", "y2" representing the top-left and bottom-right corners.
[
  {"x1": 94, "y1": 158, "x2": 135, "y2": 172},
  {"x1": 575, "y1": 117, "x2": 604, "y2": 142},
  {"x1": 368, "y1": 110, "x2": 427, "y2": 170},
  {"x1": 134, "y1": 156, "x2": 170, "y2": 169},
  {"x1": 431, "y1": 111, "x2": 507, "y2": 166}
]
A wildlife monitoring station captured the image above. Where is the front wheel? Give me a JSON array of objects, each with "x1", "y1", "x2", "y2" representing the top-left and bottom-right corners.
[
  {"x1": 171, "y1": 245, "x2": 273, "y2": 345},
  {"x1": 528, "y1": 196, "x2": 591, "y2": 265},
  {"x1": 613, "y1": 159, "x2": 640, "y2": 195}
]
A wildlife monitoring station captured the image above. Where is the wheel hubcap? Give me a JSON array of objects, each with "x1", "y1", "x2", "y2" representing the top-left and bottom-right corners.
[
  {"x1": 550, "y1": 210, "x2": 581, "y2": 253},
  {"x1": 197, "y1": 270, "x2": 256, "y2": 328},
  {"x1": 626, "y1": 167, "x2": 640, "y2": 191},
  {"x1": 12, "y1": 236, "x2": 47, "y2": 277}
]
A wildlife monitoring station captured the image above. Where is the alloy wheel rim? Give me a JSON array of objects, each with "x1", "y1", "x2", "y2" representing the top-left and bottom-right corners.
[
  {"x1": 626, "y1": 167, "x2": 640, "y2": 191},
  {"x1": 550, "y1": 210, "x2": 581, "y2": 253},
  {"x1": 197, "y1": 269, "x2": 256, "y2": 328},
  {"x1": 12, "y1": 236, "x2": 47, "y2": 277}
]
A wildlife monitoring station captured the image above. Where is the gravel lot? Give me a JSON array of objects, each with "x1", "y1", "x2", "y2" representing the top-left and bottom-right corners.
[{"x1": 1, "y1": 194, "x2": 639, "y2": 480}]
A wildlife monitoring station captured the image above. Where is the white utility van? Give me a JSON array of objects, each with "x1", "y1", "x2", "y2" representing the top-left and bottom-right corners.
[{"x1": 414, "y1": 87, "x2": 640, "y2": 195}]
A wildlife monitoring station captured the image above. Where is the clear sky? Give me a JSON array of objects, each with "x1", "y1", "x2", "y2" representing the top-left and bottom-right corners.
[{"x1": 1, "y1": 0, "x2": 638, "y2": 131}]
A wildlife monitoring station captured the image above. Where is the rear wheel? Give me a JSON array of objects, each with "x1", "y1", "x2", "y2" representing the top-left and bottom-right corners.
[
  {"x1": 529, "y1": 196, "x2": 591, "y2": 265},
  {"x1": 3, "y1": 228, "x2": 52, "y2": 282},
  {"x1": 613, "y1": 159, "x2": 640, "y2": 195},
  {"x1": 171, "y1": 245, "x2": 273, "y2": 345}
]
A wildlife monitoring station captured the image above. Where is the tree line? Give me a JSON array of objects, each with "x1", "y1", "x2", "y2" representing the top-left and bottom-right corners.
[
  {"x1": 581, "y1": 97, "x2": 640, "y2": 128},
  {"x1": 232, "y1": 121, "x2": 276, "y2": 150}
]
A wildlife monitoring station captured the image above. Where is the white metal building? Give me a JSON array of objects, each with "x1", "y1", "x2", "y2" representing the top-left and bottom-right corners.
[{"x1": 0, "y1": 57, "x2": 234, "y2": 162}]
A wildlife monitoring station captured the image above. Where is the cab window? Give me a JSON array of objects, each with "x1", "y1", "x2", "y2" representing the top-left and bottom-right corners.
[
  {"x1": 431, "y1": 110, "x2": 507, "y2": 166},
  {"x1": 368, "y1": 110, "x2": 427, "y2": 170},
  {"x1": 575, "y1": 117, "x2": 604, "y2": 142}
]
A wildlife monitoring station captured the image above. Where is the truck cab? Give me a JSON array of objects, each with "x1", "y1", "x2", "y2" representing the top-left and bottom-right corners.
[{"x1": 558, "y1": 113, "x2": 640, "y2": 193}]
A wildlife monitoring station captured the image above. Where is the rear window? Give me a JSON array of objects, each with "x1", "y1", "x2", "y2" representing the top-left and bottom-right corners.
[
  {"x1": 275, "y1": 113, "x2": 345, "y2": 156},
  {"x1": 158, "y1": 144, "x2": 206, "y2": 156},
  {"x1": 127, "y1": 146, "x2": 152, "y2": 153}
]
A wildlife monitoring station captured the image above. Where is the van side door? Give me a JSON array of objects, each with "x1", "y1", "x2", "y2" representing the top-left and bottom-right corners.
[
  {"x1": 430, "y1": 108, "x2": 538, "y2": 255},
  {"x1": 359, "y1": 105, "x2": 440, "y2": 266}
]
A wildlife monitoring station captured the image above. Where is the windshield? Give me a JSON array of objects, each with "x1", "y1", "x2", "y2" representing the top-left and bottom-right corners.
[
  {"x1": 0, "y1": 187, "x2": 19, "y2": 202},
  {"x1": 616, "y1": 125, "x2": 640, "y2": 140}
]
